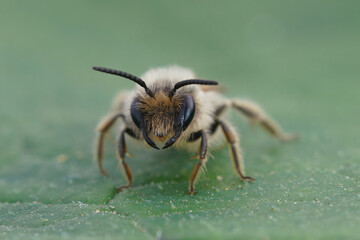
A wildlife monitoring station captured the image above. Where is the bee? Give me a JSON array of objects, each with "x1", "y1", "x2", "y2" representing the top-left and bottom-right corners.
[{"x1": 93, "y1": 65, "x2": 297, "y2": 195}]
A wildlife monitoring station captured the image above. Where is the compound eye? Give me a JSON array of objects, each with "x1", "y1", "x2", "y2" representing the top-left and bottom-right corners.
[
  {"x1": 130, "y1": 99, "x2": 142, "y2": 129},
  {"x1": 182, "y1": 95, "x2": 195, "y2": 130}
]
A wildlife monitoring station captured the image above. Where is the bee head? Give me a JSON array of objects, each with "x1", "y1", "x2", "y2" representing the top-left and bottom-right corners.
[
  {"x1": 93, "y1": 66, "x2": 217, "y2": 149},
  {"x1": 130, "y1": 90, "x2": 196, "y2": 149}
]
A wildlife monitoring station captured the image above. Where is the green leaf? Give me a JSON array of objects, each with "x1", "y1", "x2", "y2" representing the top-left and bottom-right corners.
[{"x1": 1, "y1": 1, "x2": 359, "y2": 239}]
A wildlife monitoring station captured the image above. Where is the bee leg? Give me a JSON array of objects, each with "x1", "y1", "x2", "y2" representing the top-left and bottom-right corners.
[
  {"x1": 232, "y1": 100, "x2": 298, "y2": 142},
  {"x1": 219, "y1": 120, "x2": 255, "y2": 182},
  {"x1": 189, "y1": 130, "x2": 208, "y2": 195},
  {"x1": 95, "y1": 113, "x2": 124, "y2": 176},
  {"x1": 117, "y1": 128, "x2": 134, "y2": 192}
]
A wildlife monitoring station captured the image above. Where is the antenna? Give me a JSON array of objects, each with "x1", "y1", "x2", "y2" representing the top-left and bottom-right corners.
[{"x1": 93, "y1": 66, "x2": 154, "y2": 97}]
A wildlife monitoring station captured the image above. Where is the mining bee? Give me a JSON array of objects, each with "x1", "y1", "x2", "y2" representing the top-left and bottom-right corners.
[{"x1": 93, "y1": 65, "x2": 297, "y2": 195}]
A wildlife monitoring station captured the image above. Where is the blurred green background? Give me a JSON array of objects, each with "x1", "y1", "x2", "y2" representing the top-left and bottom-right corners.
[{"x1": 1, "y1": 1, "x2": 359, "y2": 239}]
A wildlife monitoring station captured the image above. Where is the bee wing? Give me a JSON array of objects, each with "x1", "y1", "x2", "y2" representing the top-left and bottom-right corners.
[{"x1": 200, "y1": 85, "x2": 227, "y2": 92}]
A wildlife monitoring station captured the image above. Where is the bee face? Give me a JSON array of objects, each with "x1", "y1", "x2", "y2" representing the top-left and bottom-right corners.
[
  {"x1": 131, "y1": 90, "x2": 195, "y2": 149},
  {"x1": 92, "y1": 66, "x2": 216, "y2": 150}
]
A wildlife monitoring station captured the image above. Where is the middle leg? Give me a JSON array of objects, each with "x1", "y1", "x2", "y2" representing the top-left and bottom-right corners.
[
  {"x1": 95, "y1": 113, "x2": 124, "y2": 176},
  {"x1": 218, "y1": 120, "x2": 254, "y2": 182}
]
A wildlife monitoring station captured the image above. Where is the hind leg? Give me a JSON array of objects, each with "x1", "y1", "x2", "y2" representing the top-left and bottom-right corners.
[{"x1": 232, "y1": 99, "x2": 298, "y2": 142}]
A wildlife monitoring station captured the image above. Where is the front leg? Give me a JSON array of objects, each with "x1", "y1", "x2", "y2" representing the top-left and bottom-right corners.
[
  {"x1": 117, "y1": 128, "x2": 137, "y2": 192},
  {"x1": 189, "y1": 130, "x2": 208, "y2": 195}
]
